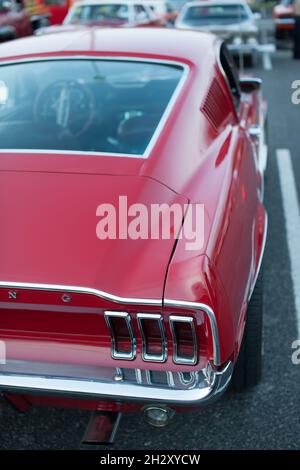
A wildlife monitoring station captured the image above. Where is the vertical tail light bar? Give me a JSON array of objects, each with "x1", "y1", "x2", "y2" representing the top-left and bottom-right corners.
[
  {"x1": 105, "y1": 312, "x2": 136, "y2": 360},
  {"x1": 169, "y1": 316, "x2": 198, "y2": 365},
  {"x1": 137, "y1": 313, "x2": 167, "y2": 363}
]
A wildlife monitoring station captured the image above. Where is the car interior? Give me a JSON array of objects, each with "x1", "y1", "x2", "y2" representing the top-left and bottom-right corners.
[{"x1": 0, "y1": 59, "x2": 182, "y2": 155}]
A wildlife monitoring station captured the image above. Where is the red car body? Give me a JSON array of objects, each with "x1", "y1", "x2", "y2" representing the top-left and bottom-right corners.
[
  {"x1": 24, "y1": 0, "x2": 73, "y2": 26},
  {"x1": 45, "y1": 0, "x2": 73, "y2": 24},
  {"x1": 0, "y1": 29, "x2": 267, "y2": 428}
]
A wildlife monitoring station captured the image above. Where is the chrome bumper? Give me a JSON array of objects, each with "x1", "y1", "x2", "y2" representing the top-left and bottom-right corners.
[
  {"x1": 275, "y1": 18, "x2": 295, "y2": 26},
  {"x1": 0, "y1": 360, "x2": 233, "y2": 406},
  {"x1": 227, "y1": 43, "x2": 275, "y2": 55}
]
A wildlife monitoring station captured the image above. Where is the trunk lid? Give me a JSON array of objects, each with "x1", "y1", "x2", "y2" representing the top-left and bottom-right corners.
[{"x1": 0, "y1": 170, "x2": 187, "y2": 301}]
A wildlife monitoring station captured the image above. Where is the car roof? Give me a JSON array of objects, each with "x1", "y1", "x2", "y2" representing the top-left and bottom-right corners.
[{"x1": 0, "y1": 28, "x2": 218, "y2": 66}]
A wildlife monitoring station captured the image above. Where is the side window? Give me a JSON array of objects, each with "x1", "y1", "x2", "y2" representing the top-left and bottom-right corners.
[
  {"x1": 69, "y1": 6, "x2": 85, "y2": 21},
  {"x1": 220, "y1": 43, "x2": 241, "y2": 110},
  {"x1": 134, "y1": 4, "x2": 149, "y2": 21}
]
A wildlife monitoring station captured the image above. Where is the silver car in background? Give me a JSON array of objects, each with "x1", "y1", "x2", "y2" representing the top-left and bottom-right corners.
[{"x1": 175, "y1": 0, "x2": 261, "y2": 65}]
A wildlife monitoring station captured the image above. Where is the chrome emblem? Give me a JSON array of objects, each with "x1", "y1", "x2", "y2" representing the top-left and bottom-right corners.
[
  {"x1": 8, "y1": 291, "x2": 17, "y2": 300},
  {"x1": 61, "y1": 294, "x2": 72, "y2": 303}
]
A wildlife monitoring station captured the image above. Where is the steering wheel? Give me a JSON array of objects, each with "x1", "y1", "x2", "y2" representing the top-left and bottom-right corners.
[{"x1": 34, "y1": 80, "x2": 95, "y2": 137}]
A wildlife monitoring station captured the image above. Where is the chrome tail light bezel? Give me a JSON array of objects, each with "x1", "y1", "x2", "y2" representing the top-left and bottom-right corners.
[
  {"x1": 104, "y1": 311, "x2": 137, "y2": 361},
  {"x1": 105, "y1": 311, "x2": 199, "y2": 366},
  {"x1": 137, "y1": 313, "x2": 168, "y2": 363},
  {"x1": 169, "y1": 315, "x2": 198, "y2": 365}
]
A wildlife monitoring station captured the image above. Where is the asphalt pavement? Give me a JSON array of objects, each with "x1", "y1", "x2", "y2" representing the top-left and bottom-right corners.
[{"x1": 0, "y1": 48, "x2": 300, "y2": 450}]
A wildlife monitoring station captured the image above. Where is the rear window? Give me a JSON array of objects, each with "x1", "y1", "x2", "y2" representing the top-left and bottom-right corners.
[
  {"x1": 0, "y1": 59, "x2": 184, "y2": 156},
  {"x1": 182, "y1": 4, "x2": 250, "y2": 26}
]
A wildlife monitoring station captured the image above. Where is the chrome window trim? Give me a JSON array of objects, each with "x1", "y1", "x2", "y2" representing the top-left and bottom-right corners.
[
  {"x1": 0, "y1": 56, "x2": 189, "y2": 160},
  {"x1": 104, "y1": 311, "x2": 137, "y2": 361},
  {"x1": 137, "y1": 313, "x2": 168, "y2": 363},
  {"x1": 169, "y1": 315, "x2": 198, "y2": 365},
  {"x1": 215, "y1": 40, "x2": 241, "y2": 118}
]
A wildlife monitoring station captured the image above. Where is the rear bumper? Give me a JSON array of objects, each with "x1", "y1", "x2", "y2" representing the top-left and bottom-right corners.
[
  {"x1": 0, "y1": 360, "x2": 233, "y2": 406},
  {"x1": 0, "y1": 283, "x2": 231, "y2": 406},
  {"x1": 227, "y1": 43, "x2": 275, "y2": 56}
]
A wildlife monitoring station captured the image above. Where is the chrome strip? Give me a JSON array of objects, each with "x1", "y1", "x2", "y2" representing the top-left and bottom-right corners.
[
  {"x1": 137, "y1": 313, "x2": 168, "y2": 363},
  {"x1": 166, "y1": 371, "x2": 175, "y2": 388},
  {"x1": 169, "y1": 315, "x2": 198, "y2": 365},
  {"x1": 164, "y1": 300, "x2": 220, "y2": 366},
  {"x1": 0, "y1": 361, "x2": 233, "y2": 406},
  {"x1": 248, "y1": 211, "x2": 268, "y2": 302},
  {"x1": 104, "y1": 311, "x2": 136, "y2": 361},
  {"x1": 275, "y1": 18, "x2": 295, "y2": 25},
  {"x1": 135, "y1": 369, "x2": 143, "y2": 385},
  {"x1": 239, "y1": 77, "x2": 262, "y2": 91},
  {"x1": 0, "y1": 56, "x2": 189, "y2": 160},
  {"x1": 0, "y1": 282, "x2": 221, "y2": 364},
  {"x1": 215, "y1": 40, "x2": 240, "y2": 119},
  {"x1": 0, "y1": 282, "x2": 162, "y2": 307}
]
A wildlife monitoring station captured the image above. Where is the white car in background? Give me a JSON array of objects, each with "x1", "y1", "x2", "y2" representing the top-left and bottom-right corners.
[
  {"x1": 142, "y1": 1, "x2": 179, "y2": 25},
  {"x1": 175, "y1": 0, "x2": 261, "y2": 65},
  {"x1": 35, "y1": 0, "x2": 164, "y2": 35}
]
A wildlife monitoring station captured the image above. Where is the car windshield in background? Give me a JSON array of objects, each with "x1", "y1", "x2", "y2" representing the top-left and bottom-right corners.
[
  {"x1": 182, "y1": 4, "x2": 250, "y2": 26},
  {"x1": 65, "y1": 4, "x2": 130, "y2": 25},
  {"x1": 280, "y1": 0, "x2": 294, "y2": 5},
  {"x1": 0, "y1": 59, "x2": 183, "y2": 156}
]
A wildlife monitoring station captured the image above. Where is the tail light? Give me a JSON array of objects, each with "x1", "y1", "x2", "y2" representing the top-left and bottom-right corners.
[
  {"x1": 137, "y1": 313, "x2": 167, "y2": 362},
  {"x1": 104, "y1": 312, "x2": 136, "y2": 360},
  {"x1": 169, "y1": 316, "x2": 198, "y2": 365},
  {"x1": 105, "y1": 311, "x2": 199, "y2": 365}
]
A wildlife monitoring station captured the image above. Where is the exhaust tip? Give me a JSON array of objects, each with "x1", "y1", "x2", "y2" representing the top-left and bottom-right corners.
[{"x1": 143, "y1": 406, "x2": 175, "y2": 427}]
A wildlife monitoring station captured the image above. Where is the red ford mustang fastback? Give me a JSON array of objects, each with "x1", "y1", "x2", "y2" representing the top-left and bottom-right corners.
[{"x1": 0, "y1": 28, "x2": 267, "y2": 442}]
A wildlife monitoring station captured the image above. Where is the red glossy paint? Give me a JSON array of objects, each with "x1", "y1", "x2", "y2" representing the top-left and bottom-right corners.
[
  {"x1": 23, "y1": 0, "x2": 73, "y2": 26},
  {"x1": 47, "y1": 1, "x2": 71, "y2": 25},
  {"x1": 0, "y1": 28, "x2": 267, "y2": 413}
]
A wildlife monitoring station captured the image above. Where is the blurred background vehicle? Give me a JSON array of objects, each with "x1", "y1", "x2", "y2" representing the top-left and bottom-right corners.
[
  {"x1": 0, "y1": 0, "x2": 32, "y2": 42},
  {"x1": 167, "y1": 0, "x2": 186, "y2": 11},
  {"x1": 142, "y1": 0, "x2": 178, "y2": 26},
  {"x1": 175, "y1": 0, "x2": 261, "y2": 65},
  {"x1": 35, "y1": 0, "x2": 165, "y2": 34},
  {"x1": 273, "y1": 0, "x2": 295, "y2": 40},
  {"x1": 24, "y1": 0, "x2": 75, "y2": 30},
  {"x1": 0, "y1": 0, "x2": 32, "y2": 40}
]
